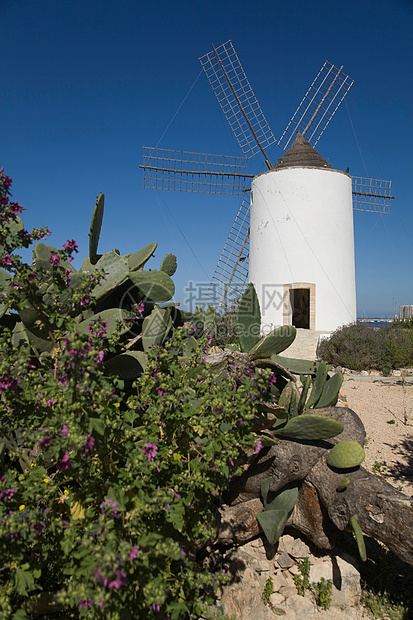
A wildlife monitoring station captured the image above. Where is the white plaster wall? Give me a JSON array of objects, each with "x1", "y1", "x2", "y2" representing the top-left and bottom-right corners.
[{"x1": 249, "y1": 167, "x2": 356, "y2": 332}]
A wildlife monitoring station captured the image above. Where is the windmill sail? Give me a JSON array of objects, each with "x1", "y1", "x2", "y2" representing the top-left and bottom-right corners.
[
  {"x1": 352, "y1": 176, "x2": 394, "y2": 214},
  {"x1": 278, "y1": 61, "x2": 354, "y2": 151},
  {"x1": 207, "y1": 196, "x2": 250, "y2": 306},
  {"x1": 141, "y1": 147, "x2": 250, "y2": 195},
  {"x1": 199, "y1": 41, "x2": 276, "y2": 164}
]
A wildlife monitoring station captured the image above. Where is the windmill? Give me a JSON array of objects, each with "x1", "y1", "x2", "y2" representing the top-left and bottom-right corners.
[{"x1": 141, "y1": 41, "x2": 394, "y2": 330}]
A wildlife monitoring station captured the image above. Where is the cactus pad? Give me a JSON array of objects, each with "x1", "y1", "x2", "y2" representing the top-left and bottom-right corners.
[
  {"x1": 129, "y1": 270, "x2": 175, "y2": 303},
  {"x1": 257, "y1": 509, "x2": 289, "y2": 545},
  {"x1": 160, "y1": 253, "x2": 177, "y2": 276},
  {"x1": 127, "y1": 242, "x2": 158, "y2": 271},
  {"x1": 315, "y1": 371, "x2": 344, "y2": 409},
  {"x1": 350, "y1": 515, "x2": 367, "y2": 562},
  {"x1": 249, "y1": 325, "x2": 296, "y2": 357},
  {"x1": 274, "y1": 414, "x2": 344, "y2": 440},
  {"x1": 89, "y1": 193, "x2": 104, "y2": 265},
  {"x1": 237, "y1": 283, "x2": 261, "y2": 352},
  {"x1": 327, "y1": 441, "x2": 365, "y2": 469}
]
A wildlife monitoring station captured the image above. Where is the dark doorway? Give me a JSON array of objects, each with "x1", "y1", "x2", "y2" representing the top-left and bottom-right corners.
[{"x1": 291, "y1": 288, "x2": 310, "y2": 329}]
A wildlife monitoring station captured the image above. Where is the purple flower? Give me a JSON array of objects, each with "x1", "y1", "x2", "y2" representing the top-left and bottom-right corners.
[
  {"x1": 80, "y1": 295, "x2": 90, "y2": 306},
  {"x1": 38, "y1": 435, "x2": 51, "y2": 450},
  {"x1": 0, "y1": 254, "x2": 13, "y2": 268},
  {"x1": 254, "y1": 438, "x2": 263, "y2": 453},
  {"x1": 129, "y1": 546, "x2": 140, "y2": 561},
  {"x1": 142, "y1": 442, "x2": 158, "y2": 462},
  {"x1": 79, "y1": 599, "x2": 93, "y2": 608},
  {"x1": 0, "y1": 374, "x2": 18, "y2": 395},
  {"x1": 100, "y1": 498, "x2": 119, "y2": 517},
  {"x1": 49, "y1": 253, "x2": 60, "y2": 267},
  {"x1": 108, "y1": 569, "x2": 127, "y2": 590},
  {"x1": 96, "y1": 350, "x2": 104, "y2": 365},
  {"x1": 62, "y1": 239, "x2": 79, "y2": 255},
  {"x1": 56, "y1": 451, "x2": 72, "y2": 471},
  {"x1": 60, "y1": 425, "x2": 69, "y2": 436},
  {"x1": 82, "y1": 434, "x2": 94, "y2": 455}
]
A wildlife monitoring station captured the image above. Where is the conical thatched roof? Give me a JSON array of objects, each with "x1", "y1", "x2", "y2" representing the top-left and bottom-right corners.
[{"x1": 273, "y1": 132, "x2": 331, "y2": 169}]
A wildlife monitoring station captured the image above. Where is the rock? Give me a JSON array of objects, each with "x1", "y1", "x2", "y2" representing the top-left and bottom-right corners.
[
  {"x1": 309, "y1": 557, "x2": 333, "y2": 583},
  {"x1": 272, "y1": 570, "x2": 294, "y2": 591},
  {"x1": 219, "y1": 566, "x2": 275, "y2": 620},
  {"x1": 270, "y1": 592, "x2": 285, "y2": 606},
  {"x1": 277, "y1": 551, "x2": 295, "y2": 569},
  {"x1": 360, "y1": 370, "x2": 369, "y2": 376},
  {"x1": 281, "y1": 537, "x2": 310, "y2": 559},
  {"x1": 392, "y1": 369, "x2": 402, "y2": 377},
  {"x1": 279, "y1": 585, "x2": 298, "y2": 599},
  {"x1": 332, "y1": 554, "x2": 362, "y2": 608},
  {"x1": 284, "y1": 593, "x2": 315, "y2": 616}
]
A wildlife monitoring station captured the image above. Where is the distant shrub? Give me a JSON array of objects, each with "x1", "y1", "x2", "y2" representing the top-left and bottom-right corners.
[
  {"x1": 318, "y1": 322, "x2": 413, "y2": 373},
  {"x1": 211, "y1": 310, "x2": 239, "y2": 348}
]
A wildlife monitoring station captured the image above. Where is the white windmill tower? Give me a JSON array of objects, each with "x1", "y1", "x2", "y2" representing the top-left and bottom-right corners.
[{"x1": 141, "y1": 41, "x2": 394, "y2": 332}]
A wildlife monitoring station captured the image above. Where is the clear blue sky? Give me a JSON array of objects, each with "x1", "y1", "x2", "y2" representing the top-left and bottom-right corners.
[{"x1": 2, "y1": 0, "x2": 412, "y2": 318}]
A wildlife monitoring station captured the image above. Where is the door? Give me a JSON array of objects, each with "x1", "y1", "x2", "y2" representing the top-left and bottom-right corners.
[{"x1": 291, "y1": 288, "x2": 310, "y2": 329}]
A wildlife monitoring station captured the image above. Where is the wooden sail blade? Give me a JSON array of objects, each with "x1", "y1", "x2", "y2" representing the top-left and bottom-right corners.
[
  {"x1": 352, "y1": 176, "x2": 394, "y2": 214},
  {"x1": 199, "y1": 41, "x2": 276, "y2": 162},
  {"x1": 207, "y1": 197, "x2": 250, "y2": 307},
  {"x1": 140, "y1": 147, "x2": 250, "y2": 195},
  {"x1": 278, "y1": 61, "x2": 354, "y2": 151}
]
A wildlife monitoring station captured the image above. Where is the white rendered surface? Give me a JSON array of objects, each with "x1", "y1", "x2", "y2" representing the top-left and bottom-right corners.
[{"x1": 249, "y1": 166, "x2": 356, "y2": 332}]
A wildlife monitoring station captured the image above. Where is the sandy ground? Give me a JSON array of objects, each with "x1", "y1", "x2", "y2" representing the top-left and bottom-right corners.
[{"x1": 341, "y1": 379, "x2": 413, "y2": 497}]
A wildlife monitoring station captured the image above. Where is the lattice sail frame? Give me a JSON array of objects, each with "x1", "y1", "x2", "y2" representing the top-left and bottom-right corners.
[
  {"x1": 278, "y1": 61, "x2": 354, "y2": 151},
  {"x1": 142, "y1": 147, "x2": 249, "y2": 195},
  {"x1": 207, "y1": 196, "x2": 250, "y2": 307},
  {"x1": 141, "y1": 41, "x2": 393, "y2": 306},
  {"x1": 199, "y1": 40, "x2": 276, "y2": 161},
  {"x1": 352, "y1": 177, "x2": 394, "y2": 214}
]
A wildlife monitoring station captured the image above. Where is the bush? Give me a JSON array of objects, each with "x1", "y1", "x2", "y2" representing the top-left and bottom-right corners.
[
  {"x1": 318, "y1": 322, "x2": 413, "y2": 373},
  {"x1": 211, "y1": 310, "x2": 239, "y2": 348},
  {"x1": 0, "y1": 170, "x2": 271, "y2": 619}
]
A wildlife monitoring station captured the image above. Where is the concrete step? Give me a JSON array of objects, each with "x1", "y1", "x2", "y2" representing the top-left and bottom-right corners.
[{"x1": 281, "y1": 328, "x2": 329, "y2": 361}]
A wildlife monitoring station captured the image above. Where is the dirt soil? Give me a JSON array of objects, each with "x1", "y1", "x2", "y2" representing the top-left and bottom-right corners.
[{"x1": 341, "y1": 379, "x2": 413, "y2": 497}]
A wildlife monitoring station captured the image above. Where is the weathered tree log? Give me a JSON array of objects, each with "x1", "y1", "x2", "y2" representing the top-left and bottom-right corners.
[{"x1": 216, "y1": 406, "x2": 413, "y2": 565}]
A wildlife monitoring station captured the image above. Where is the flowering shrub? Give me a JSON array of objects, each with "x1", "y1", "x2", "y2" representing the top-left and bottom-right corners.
[{"x1": 0, "y1": 170, "x2": 271, "y2": 619}]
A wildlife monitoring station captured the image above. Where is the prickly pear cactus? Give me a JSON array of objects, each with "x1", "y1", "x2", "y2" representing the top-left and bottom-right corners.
[
  {"x1": 160, "y1": 253, "x2": 177, "y2": 276},
  {"x1": 237, "y1": 283, "x2": 261, "y2": 353},
  {"x1": 89, "y1": 193, "x2": 104, "y2": 265},
  {"x1": 326, "y1": 440, "x2": 365, "y2": 469},
  {"x1": 273, "y1": 414, "x2": 344, "y2": 440}
]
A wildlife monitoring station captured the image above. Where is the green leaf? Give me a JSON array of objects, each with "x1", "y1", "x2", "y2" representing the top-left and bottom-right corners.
[
  {"x1": 14, "y1": 567, "x2": 35, "y2": 596},
  {"x1": 237, "y1": 283, "x2": 261, "y2": 352},
  {"x1": 88, "y1": 417, "x2": 105, "y2": 436},
  {"x1": 257, "y1": 509, "x2": 289, "y2": 544}
]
